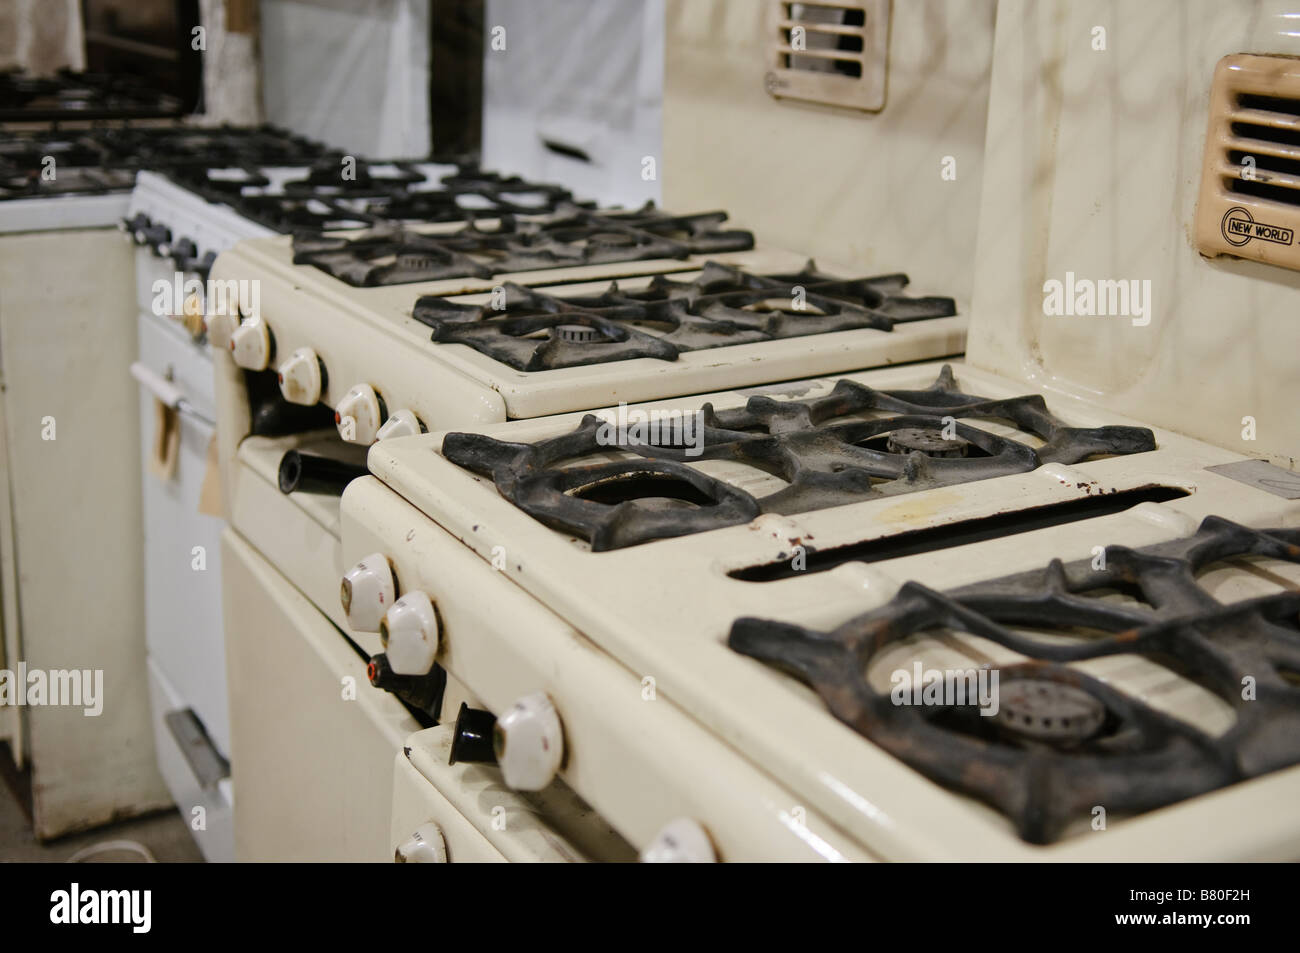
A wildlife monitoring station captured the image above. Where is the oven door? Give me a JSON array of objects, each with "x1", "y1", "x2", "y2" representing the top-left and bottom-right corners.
[{"x1": 134, "y1": 311, "x2": 228, "y2": 757}]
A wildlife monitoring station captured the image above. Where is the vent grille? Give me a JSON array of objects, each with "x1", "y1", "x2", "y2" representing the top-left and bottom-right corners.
[
  {"x1": 765, "y1": 1, "x2": 889, "y2": 112},
  {"x1": 1195, "y1": 54, "x2": 1300, "y2": 269}
]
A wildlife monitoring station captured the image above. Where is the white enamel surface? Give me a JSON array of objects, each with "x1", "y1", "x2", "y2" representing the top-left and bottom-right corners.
[
  {"x1": 277, "y1": 347, "x2": 323, "y2": 405},
  {"x1": 381, "y1": 590, "x2": 440, "y2": 676},
  {"x1": 640, "y1": 818, "x2": 716, "y2": 863},
  {"x1": 361, "y1": 360, "x2": 1300, "y2": 860},
  {"x1": 967, "y1": 0, "x2": 1300, "y2": 468},
  {"x1": 136, "y1": 312, "x2": 228, "y2": 756},
  {"x1": 494, "y1": 692, "x2": 564, "y2": 791},
  {"x1": 229, "y1": 317, "x2": 272, "y2": 370},
  {"x1": 376, "y1": 408, "x2": 422, "y2": 441},
  {"x1": 335, "y1": 383, "x2": 384, "y2": 445},
  {"x1": 394, "y1": 822, "x2": 448, "y2": 863},
  {"x1": 223, "y1": 531, "x2": 421, "y2": 861},
  {"x1": 341, "y1": 552, "x2": 396, "y2": 633},
  {"x1": 206, "y1": 309, "x2": 241, "y2": 351},
  {"x1": 392, "y1": 726, "x2": 633, "y2": 862}
]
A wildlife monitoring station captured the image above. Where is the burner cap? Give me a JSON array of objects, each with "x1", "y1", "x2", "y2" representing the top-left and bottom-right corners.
[
  {"x1": 994, "y1": 678, "x2": 1106, "y2": 744},
  {"x1": 886, "y1": 427, "x2": 970, "y2": 457},
  {"x1": 396, "y1": 253, "x2": 437, "y2": 272},
  {"x1": 554, "y1": 324, "x2": 601, "y2": 343}
]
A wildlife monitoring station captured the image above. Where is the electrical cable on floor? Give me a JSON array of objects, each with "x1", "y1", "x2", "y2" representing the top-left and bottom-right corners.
[{"x1": 65, "y1": 839, "x2": 157, "y2": 863}]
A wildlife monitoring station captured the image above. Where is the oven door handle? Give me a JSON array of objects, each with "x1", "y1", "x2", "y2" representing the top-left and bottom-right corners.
[{"x1": 130, "y1": 361, "x2": 215, "y2": 428}]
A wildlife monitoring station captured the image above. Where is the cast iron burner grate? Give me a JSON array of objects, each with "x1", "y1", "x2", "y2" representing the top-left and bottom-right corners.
[
  {"x1": 218, "y1": 161, "x2": 584, "y2": 232},
  {"x1": 0, "y1": 125, "x2": 333, "y2": 200},
  {"x1": 728, "y1": 516, "x2": 1300, "y2": 844},
  {"x1": 441, "y1": 365, "x2": 1157, "y2": 550},
  {"x1": 410, "y1": 260, "x2": 957, "y2": 371},
  {"x1": 290, "y1": 202, "x2": 756, "y2": 286}
]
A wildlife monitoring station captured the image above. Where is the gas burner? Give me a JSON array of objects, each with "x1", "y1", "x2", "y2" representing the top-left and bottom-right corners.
[
  {"x1": 290, "y1": 203, "x2": 757, "y2": 286},
  {"x1": 728, "y1": 516, "x2": 1300, "y2": 844},
  {"x1": 441, "y1": 365, "x2": 1157, "y2": 550},
  {"x1": 411, "y1": 260, "x2": 957, "y2": 371}
]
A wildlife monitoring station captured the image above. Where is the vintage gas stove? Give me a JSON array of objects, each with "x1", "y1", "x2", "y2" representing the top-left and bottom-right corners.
[
  {"x1": 341, "y1": 359, "x2": 1300, "y2": 861},
  {"x1": 207, "y1": 182, "x2": 969, "y2": 860},
  {"x1": 323, "y1": 0, "x2": 1300, "y2": 862}
]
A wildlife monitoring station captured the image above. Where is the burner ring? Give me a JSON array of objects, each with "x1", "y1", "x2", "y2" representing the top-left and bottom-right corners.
[
  {"x1": 886, "y1": 427, "x2": 971, "y2": 458},
  {"x1": 994, "y1": 678, "x2": 1106, "y2": 743}
]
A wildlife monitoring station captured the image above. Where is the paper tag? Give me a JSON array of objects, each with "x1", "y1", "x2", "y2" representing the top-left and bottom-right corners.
[
  {"x1": 198, "y1": 432, "x2": 224, "y2": 517},
  {"x1": 148, "y1": 398, "x2": 179, "y2": 482}
]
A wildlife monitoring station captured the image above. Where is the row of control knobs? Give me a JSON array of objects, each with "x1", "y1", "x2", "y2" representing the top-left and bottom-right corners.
[
  {"x1": 208, "y1": 310, "x2": 424, "y2": 445},
  {"x1": 341, "y1": 553, "x2": 717, "y2": 863}
]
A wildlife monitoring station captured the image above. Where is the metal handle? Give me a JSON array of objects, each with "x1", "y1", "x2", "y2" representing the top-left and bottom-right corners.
[{"x1": 130, "y1": 361, "x2": 215, "y2": 428}]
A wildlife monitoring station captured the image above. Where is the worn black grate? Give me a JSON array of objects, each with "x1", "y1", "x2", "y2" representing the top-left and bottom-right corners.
[
  {"x1": 728, "y1": 516, "x2": 1300, "y2": 844},
  {"x1": 442, "y1": 365, "x2": 1157, "y2": 550},
  {"x1": 410, "y1": 260, "x2": 956, "y2": 371},
  {"x1": 290, "y1": 202, "x2": 756, "y2": 287}
]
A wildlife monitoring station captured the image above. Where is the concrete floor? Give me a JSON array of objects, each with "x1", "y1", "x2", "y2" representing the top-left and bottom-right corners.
[{"x1": 0, "y1": 743, "x2": 204, "y2": 863}]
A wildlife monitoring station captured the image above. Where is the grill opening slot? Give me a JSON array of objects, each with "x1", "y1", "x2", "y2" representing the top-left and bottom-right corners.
[
  {"x1": 1236, "y1": 92, "x2": 1300, "y2": 118},
  {"x1": 780, "y1": 28, "x2": 865, "y2": 53},
  {"x1": 1227, "y1": 176, "x2": 1300, "y2": 207},
  {"x1": 727, "y1": 485, "x2": 1190, "y2": 582},
  {"x1": 1226, "y1": 148, "x2": 1300, "y2": 178},
  {"x1": 786, "y1": 3, "x2": 865, "y2": 26},
  {"x1": 782, "y1": 53, "x2": 863, "y2": 77},
  {"x1": 1230, "y1": 120, "x2": 1300, "y2": 148}
]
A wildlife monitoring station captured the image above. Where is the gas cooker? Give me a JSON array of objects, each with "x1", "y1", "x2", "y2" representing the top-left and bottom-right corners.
[
  {"x1": 350, "y1": 360, "x2": 1300, "y2": 860},
  {"x1": 210, "y1": 232, "x2": 965, "y2": 446}
]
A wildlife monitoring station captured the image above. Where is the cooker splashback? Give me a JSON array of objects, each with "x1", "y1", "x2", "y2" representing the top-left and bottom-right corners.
[
  {"x1": 663, "y1": 0, "x2": 998, "y2": 310},
  {"x1": 967, "y1": 0, "x2": 1300, "y2": 471}
]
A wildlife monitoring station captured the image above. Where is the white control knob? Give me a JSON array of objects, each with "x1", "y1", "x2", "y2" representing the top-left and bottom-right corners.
[
  {"x1": 376, "y1": 408, "x2": 423, "y2": 441},
  {"x1": 340, "y1": 552, "x2": 396, "y2": 632},
  {"x1": 380, "y1": 590, "x2": 440, "y2": 676},
  {"x1": 278, "y1": 347, "x2": 323, "y2": 405},
  {"x1": 206, "y1": 310, "x2": 240, "y2": 351},
  {"x1": 394, "y1": 823, "x2": 447, "y2": 863},
  {"x1": 494, "y1": 692, "x2": 564, "y2": 791},
  {"x1": 229, "y1": 317, "x2": 272, "y2": 370},
  {"x1": 335, "y1": 383, "x2": 384, "y2": 445},
  {"x1": 640, "y1": 818, "x2": 717, "y2": 863}
]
